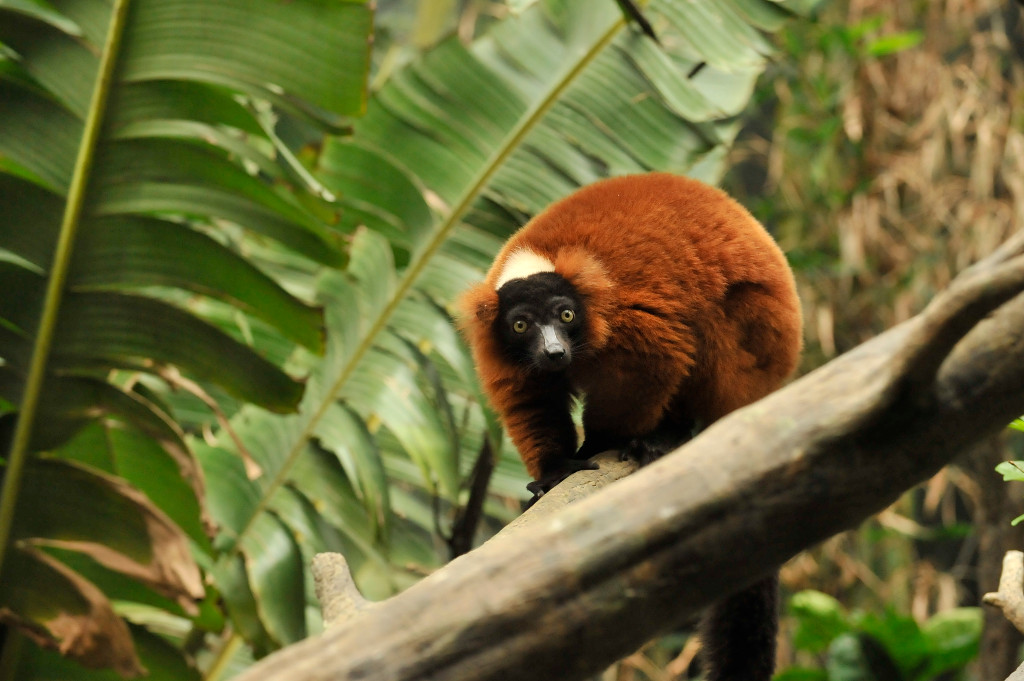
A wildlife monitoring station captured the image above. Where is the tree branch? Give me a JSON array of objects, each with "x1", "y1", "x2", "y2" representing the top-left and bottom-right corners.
[
  {"x1": 241, "y1": 231, "x2": 1024, "y2": 681},
  {"x1": 311, "y1": 553, "x2": 372, "y2": 629},
  {"x1": 984, "y1": 551, "x2": 1024, "y2": 634}
]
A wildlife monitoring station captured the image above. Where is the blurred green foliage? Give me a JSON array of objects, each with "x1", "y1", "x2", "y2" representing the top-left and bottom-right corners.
[{"x1": 781, "y1": 590, "x2": 981, "y2": 681}]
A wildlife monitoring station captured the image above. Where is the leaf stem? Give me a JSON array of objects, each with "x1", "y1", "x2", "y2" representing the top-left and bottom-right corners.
[
  {"x1": 0, "y1": 0, "x2": 133, "y2": 573},
  {"x1": 204, "y1": 631, "x2": 244, "y2": 681}
]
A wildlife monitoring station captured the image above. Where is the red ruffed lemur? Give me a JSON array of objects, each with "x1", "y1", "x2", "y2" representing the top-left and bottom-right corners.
[{"x1": 457, "y1": 172, "x2": 803, "y2": 681}]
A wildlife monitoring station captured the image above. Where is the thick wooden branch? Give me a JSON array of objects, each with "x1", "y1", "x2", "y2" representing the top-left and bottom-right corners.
[{"x1": 240, "y1": 232, "x2": 1024, "y2": 681}]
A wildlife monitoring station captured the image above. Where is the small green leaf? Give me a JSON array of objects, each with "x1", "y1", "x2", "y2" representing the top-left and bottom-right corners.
[
  {"x1": 921, "y1": 607, "x2": 982, "y2": 677},
  {"x1": 857, "y1": 611, "x2": 927, "y2": 675},
  {"x1": 825, "y1": 634, "x2": 875, "y2": 681},
  {"x1": 866, "y1": 30, "x2": 923, "y2": 57},
  {"x1": 789, "y1": 590, "x2": 850, "y2": 653},
  {"x1": 825, "y1": 630, "x2": 912, "y2": 681},
  {"x1": 995, "y1": 460, "x2": 1024, "y2": 482}
]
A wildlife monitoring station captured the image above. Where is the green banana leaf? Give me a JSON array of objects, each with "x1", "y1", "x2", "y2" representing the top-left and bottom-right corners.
[{"x1": 0, "y1": 0, "x2": 372, "y2": 675}]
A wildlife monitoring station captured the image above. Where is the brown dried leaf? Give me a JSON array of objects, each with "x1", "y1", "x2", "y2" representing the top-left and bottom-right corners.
[
  {"x1": 0, "y1": 544, "x2": 144, "y2": 677},
  {"x1": 17, "y1": 460, "x2": 204, "y2": 613}
]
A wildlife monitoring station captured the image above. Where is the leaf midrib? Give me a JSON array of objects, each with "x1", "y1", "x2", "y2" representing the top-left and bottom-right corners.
[{"x1": 0, "y1": 0, "x2": 133, "y2": 575}]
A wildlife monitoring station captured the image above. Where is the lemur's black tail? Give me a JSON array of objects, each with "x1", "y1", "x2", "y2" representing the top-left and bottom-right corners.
[{"x1": 698, "y1": 574, "x2": 779, "y2": 681}]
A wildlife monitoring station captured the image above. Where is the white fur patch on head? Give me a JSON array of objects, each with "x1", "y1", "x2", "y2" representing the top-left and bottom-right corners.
[{"x1": 495, "y1": 249, "x2": 556, "y2": 290}]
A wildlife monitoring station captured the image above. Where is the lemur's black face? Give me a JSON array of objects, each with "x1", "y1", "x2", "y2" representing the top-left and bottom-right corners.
[{"x1": 496, "y1": 272, "x2": 586, "y2": 372}]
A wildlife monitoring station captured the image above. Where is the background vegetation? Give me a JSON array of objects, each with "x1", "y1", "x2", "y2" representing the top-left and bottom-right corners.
[
  {"x1": 0, "y1": 0, "x2": 1021, "y2": 679},
  {"x1": 723, "y1": 1, "x2": 1024, "y2": 678}
]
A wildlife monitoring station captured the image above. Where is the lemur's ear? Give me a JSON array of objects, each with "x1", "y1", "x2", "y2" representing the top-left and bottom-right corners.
[{"x1": 457, "y1": 284, "x2": 499, "y2": 327}]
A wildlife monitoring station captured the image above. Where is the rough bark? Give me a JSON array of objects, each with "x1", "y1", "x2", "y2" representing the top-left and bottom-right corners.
[{"x1": 240, "y1": 231, "x2": 1024, "y2": 681}]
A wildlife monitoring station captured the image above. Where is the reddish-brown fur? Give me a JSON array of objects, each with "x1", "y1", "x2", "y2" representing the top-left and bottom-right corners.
[{"x1": 458, "y1": 173, "x2": 802, "y2": 480}]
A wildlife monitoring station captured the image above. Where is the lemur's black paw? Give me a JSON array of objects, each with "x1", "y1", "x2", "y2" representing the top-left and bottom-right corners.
[
  {"x1": 620, "y1": 421, "x2": 698, "y2": 468},
  {"x1": 575, "y1": 435, "x2": 623, "y2": 460},
  {"x1": 524, "y1": 458, "x2": 599, "y2": 507},
  {"x1": 621, "y1": 438, "x2": 668, "y2": 467}
]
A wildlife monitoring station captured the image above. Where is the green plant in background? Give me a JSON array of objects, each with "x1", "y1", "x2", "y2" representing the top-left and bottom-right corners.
[
  {"x1": 726, "y1": 0, "x2": 1012, "y2": 365},
  {"x1": 995, "y1": 461, "x2": 1024, "y2": 526},
  {"x1": 780, "y1": 590, "x2": 981, "y2": 681},
  {"x1": 719, "y1": 3, "x2": 1023, "y2": 678},
  {"x1": 0, "y1": 0, "x2": 819, "y2": 678}
]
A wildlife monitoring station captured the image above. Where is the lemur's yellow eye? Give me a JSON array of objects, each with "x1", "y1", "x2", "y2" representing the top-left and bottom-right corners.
[
  {"x1": 560, "y1": 309, "x2": 575, "y2": 323},
  {"x1": 513, "y1": 320, "x2": 528, "y2": 334}
]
